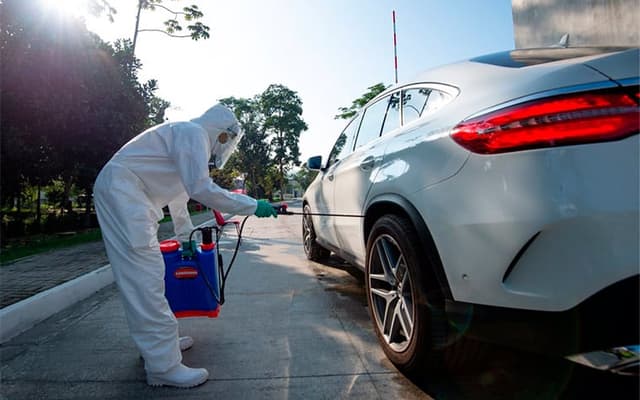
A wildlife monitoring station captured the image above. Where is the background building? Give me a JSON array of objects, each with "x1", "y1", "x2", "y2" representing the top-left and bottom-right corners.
[{"x1": 512, "y1": 0, "x2": 640, "y2": 48}]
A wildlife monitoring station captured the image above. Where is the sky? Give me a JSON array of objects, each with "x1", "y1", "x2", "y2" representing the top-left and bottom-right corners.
[{"x1": 56, "y1": 0, "x2": 515, "y2": 162}]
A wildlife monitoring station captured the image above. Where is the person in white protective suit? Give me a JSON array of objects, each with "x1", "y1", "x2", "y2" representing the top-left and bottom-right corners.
[{"x1": 93, "y1": 104, "x2": 277, "y2": 388}]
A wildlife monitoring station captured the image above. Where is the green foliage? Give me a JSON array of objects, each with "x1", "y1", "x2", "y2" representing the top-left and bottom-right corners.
[
  {"x1": 220, "y1": 85, "x2": 308, "y2": 200},
  {"x1": 219, "y1": 96, "x2": 270, "y2": 198},
  {"x1": 134, "y1": 0, "x2": 210, "y2": 52},
  {"x1": 294, "y1": 167, "x2": 319, "y2": 191},
  {"x1": 0, "y1": 0, "x2": 169, "y2": 235},
  {"x1": 209, "y1": 161, "x2": 239, "y2": 190},
  {"x1": 45, "y1": 180, "x2": 68, "y2": 211},
  {"x1": 142, "y1": 79, "x2": 171, "y2": 125},
  {"x1": 259, "y1": 84, "x2": 308, "y2": 196},
  {"x1": 335, "y1": 83, "x2": 387, "y2": 120},
  {"x1": 261, "y1": 164, "x2": 281, "y2": 201}
]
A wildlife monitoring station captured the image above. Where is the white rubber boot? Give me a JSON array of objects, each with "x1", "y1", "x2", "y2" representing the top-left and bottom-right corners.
[
  {"x1": 146, "y1": 363, "x2": 209, "y2": 388},
  {"x1": 179, "y1": 336, "x2": 194, "y2": 351}
]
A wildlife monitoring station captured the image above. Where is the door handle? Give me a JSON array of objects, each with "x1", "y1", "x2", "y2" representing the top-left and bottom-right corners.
[{"x1": 360, "y1": 156, "x2": 375, "y2": 171}]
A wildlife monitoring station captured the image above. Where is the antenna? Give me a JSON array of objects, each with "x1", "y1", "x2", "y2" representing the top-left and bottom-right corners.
[
  {"x1": 392, "y1": 10, "x2": 398, "y2": 84},
  {"x1": 550, "y1": 33, "x2": 570, "y2": 48}
]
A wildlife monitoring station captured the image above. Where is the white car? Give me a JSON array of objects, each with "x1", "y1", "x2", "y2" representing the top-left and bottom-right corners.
[{"x1": 302, "y1": 47, "x2": 639, "y2": 373}]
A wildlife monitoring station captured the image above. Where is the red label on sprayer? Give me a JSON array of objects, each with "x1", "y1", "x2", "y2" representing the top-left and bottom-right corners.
[{"x1": 174, "y1": 267, "x2": 198, "y2": 279}]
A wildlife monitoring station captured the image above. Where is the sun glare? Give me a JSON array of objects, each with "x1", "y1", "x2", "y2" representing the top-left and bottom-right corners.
[{"x1": 41, "y1": 0, "x2": 88, "y2": 18}]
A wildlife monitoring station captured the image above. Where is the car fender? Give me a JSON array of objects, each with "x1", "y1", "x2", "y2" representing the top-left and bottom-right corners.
[{"x1": 364, "y1": 193, "x2": 453, "y2": 300}]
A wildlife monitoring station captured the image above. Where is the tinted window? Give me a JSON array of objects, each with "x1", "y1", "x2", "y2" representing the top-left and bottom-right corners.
[
  {"x1": 355, "y1": 96, "x2": 389, "y2": 148},
  {"x1": 401, "y1": 88, "x2": 430, "y2": 124},
  {"x1": 401, "y1": 88, "x2": 452, "y2": 124},
  {"x1": 381, "y1": 92, "x2": 401, "y2": 135},
  {"x1": 327, "y1": 114, "x2": 361, "y2": 166}
]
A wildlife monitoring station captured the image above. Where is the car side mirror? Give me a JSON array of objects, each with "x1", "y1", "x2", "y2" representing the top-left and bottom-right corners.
[{"x1": 306, "y1": 156, "x2": 323, "y2": 170}]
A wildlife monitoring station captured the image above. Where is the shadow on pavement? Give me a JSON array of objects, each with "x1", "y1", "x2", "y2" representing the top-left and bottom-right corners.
[
  {"x1": 406, "y1": 343, "x2": 639, "y2": 400},
  {"x1": 313, "y1": 254, "x2": 640, "y2": 400}
]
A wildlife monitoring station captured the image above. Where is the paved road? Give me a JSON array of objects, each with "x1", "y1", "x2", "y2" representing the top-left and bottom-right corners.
[
  {"x1": 0, "y1": 205, "x2": 430, "y2": 399},
  {"x1": 1, "y1": 203, "x2": 637, "y2": 399}
]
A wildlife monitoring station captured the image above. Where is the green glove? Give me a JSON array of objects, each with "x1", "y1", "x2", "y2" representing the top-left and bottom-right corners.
[{"x1": 254, "y1": 199, "x2": 278, "y2": 218}]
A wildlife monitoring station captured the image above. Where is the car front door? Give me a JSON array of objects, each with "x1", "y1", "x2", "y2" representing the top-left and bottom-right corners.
[
  {"x1": 312, "y1": 114, "x2": 362, "y2": 249},
  {"x1": 332, "y1": 92, "x2": 401, "y2": 265}
]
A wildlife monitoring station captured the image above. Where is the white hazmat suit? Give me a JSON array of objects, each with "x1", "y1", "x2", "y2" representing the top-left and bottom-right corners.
[{"x1": 94, "y1": 104, "x2": 258, "y2": 387}]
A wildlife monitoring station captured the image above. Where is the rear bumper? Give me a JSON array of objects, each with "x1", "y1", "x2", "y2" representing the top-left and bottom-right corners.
[{"x1": 448, "y1": 275, "x2": 640, "y2": 356}]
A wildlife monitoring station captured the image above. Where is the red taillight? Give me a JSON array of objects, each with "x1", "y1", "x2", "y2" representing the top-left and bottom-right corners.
[{"x1": 451, "y1": 88, "x2": 639, "y2": 154}]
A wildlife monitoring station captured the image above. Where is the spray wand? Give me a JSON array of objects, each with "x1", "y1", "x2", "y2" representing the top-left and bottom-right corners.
[
  {"x1": 272, "y1": 203, "x2": 363, "y2": 218},
  {"x1": 185, "y1": 204, "x2": 362, "y2": 307}
]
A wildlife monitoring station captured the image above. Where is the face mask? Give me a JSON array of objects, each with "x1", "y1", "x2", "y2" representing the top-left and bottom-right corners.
[{"x1": 210, "y1": 125, "x2": 243, "y2": 169}]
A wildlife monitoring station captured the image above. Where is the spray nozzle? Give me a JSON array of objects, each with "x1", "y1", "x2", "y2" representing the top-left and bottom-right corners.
[{"x1": 273, "y1": 203, "x2": 294, "y2": 215}]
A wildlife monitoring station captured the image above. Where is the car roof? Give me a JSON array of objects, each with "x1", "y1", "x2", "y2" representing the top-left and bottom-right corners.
[
  {"x1": 368, "y1": 47, "x2": 637, "y2": 108},
  {"x1": 469, "y1": 46, "x2": 635, "y2": 68}
]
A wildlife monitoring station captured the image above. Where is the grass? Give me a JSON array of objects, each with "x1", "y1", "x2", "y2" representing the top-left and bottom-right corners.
[
  {"x1": 0, "y1": 209, "x2": 213, "y2": 264},
  {"x1": 0, "y1": 228, "x2": 103, "y2": 264}
]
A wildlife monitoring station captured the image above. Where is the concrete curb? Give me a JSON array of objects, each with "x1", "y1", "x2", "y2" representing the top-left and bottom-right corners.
[{"x1": 0, "y1": 264, "x2": 114, "y2": 343}]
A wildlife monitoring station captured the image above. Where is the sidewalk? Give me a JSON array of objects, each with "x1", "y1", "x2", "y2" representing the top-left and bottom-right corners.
[{"x1": 0, "y1": 212, "x2": 215, "y2": 309}]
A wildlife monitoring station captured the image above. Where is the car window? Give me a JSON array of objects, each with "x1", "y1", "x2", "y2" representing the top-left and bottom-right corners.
[
  {"x1": 401, "y1": 88, "x2": 430, "y2": 125},
  {"x1": 424, "y1": 90, "x2": 451, "y2": 114},
  {"x1": 327, "y1": 114, "x2": 361, "y2": 166},
  {"x1": 401, "y1": 88, "x2": 453, "y2": 124},
  {"x1": 381, "y1": 92, "x2": 401, "y2": 135},
  {"x1": 355, "y1": 96, "x2": 390, "y2": 148}
]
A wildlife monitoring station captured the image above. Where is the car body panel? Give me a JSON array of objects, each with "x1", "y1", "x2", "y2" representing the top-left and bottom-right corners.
[
  {"x1": 584, "y1": 48, "x2": 640, "y2": 81},
  {"x1": 414, "y1": 135, "x2": 639, "y2": 311}
]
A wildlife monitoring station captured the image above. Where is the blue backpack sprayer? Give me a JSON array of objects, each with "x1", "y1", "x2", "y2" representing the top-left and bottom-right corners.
[
  {"x1": 160, "y1": 212, "x2": 252, "y2": 318},
  {"x1": 160, "y1": 205, "x2": 361, "y2": 318}
]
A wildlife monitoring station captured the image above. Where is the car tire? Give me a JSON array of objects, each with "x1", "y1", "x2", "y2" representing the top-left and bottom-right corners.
[
  {"x1": 365, "y1": 214, "x2": 473, "y2": 373},
  {"x1": 302, "y1": 204, "x2": 330, "y2": 261}
]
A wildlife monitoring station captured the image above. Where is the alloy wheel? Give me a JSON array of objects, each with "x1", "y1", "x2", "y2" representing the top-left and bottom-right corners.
[
  {"x1": 303, "y1": 211, "x2": 313, "y2": 254},
  {"x1": 368, "y1": 233, "x2": 415, "y2": 352}
]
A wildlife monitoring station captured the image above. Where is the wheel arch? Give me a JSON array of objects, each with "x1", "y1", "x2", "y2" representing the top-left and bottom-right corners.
[{"x1": 364, "y1": 193, "x2": 453, "y2": 300}]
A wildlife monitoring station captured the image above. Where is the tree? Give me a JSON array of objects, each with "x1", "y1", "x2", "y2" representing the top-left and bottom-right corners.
[
  {"x1": 70, "y1": 38, "x2": 170, "y2": 224},
  {"x1": 335, "y1": 83, "x2": 387, "y2": 120},
  {"x1": 145, "y1": 82, "x2": 171, "y2": 126},
  {"x1": 259, "y1": 84, "x2": 308, "y2": 197},
  {"x1": 208, "y1": 164, "x2": 238, "y2": 191},
  {"x1": 294, "y1": 167, "x2": 318, "y2": 192},
  {"x1": 0, "y1": 0, "x2": 170, "y2": 231},
  {"x1": 132, "y1": 0, "x2": 210, "y2": 53},
  {"x1": 87, "y1": 0, "x2": 117, "y2": 22},
  {"x1": 218, "y1": 85, "x2": 307, "y2": 201},
  {"x1": 0, "y1": 0, "x2": 57, "y2": 211},
  {"x1": 219, "y1": 96, "x2": 271, "y2": 198}
]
